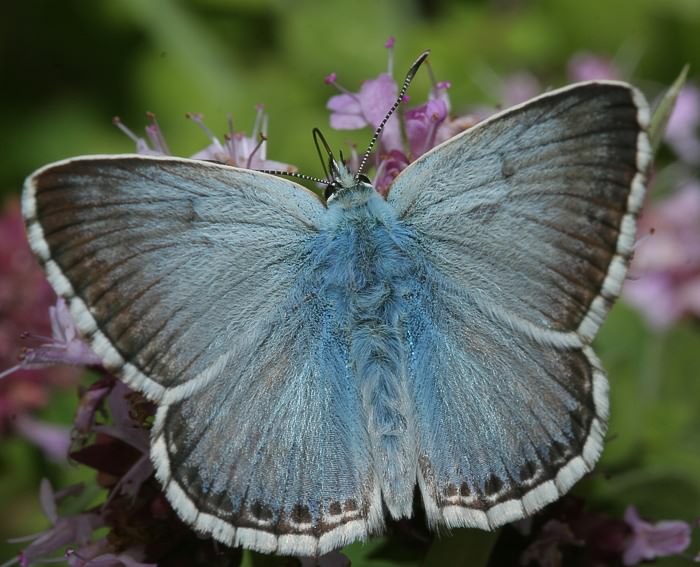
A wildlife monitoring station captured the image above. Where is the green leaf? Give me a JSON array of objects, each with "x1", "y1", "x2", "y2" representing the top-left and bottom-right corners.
[{"x1": 649, "y1": 64, "x2": 690, "y2": 153}]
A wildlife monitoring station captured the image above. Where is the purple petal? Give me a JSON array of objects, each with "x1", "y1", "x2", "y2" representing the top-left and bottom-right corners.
[
  {"x1": 73, "y1": 380, "x2": 113, "y2": 435},
  {"x1": 623, "y1": 182, "x2": 700, "y2": 327},
  {"x1": 190, "y1": 140, "x2": 227, "y2": 161},
  {"x1": 567, "y1": 52, "x2": 620, "y2": 82},
  {"x1": 622, "y1": 506, "x2": 691, "y2": 565},
  {"x1": 500, "y1": 71, "x2": 541, "y2": 106},
  {"x1": 404, "y1": 99, "x2": 448, "y2": 157},
  {"x1": 326, "y1": 93, "x2": 362, "y2": 114},
  {"x1": 374, "y1": 150, "x2": 409, "y2": 195},
  {"x1": 330, "y1": 113, "x2": 369, "y2": 130},
  {"x1": 17, "y1": 513, "x2": 103, "y2": 566},
  {"x1": 665, "y1": 84, "x2": 700, "y2": 164},
  {"x1": 15, "y1": 416, "x2": 71, "y2": 462},
  {"x1": 358, "y1": 74, "x2": 398, "y2": 126},
  {"x1": 327, "y1": 93, "x2": 367, "y2": 130},
  {"x1": 624, "y1": 275, "x2": 681, "y2": 329},
  {"x1": 39, "y1": 478, "x2": 58, "y2": 525}
]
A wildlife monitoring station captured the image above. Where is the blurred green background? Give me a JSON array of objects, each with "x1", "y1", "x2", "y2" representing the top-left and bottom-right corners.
[{"x1": 1, "y1": 0, "x2": 699, "y2": 566}]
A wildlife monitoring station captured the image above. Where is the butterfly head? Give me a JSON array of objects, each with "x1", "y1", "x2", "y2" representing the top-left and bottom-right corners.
[{"x1": 322, "y1": 156, "x2": 372, "y2": 202}]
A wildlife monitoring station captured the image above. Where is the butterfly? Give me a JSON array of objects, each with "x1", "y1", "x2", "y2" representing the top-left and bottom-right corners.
[{"x1": 22, "y1": 52, "x2": 651, "y2": 556}]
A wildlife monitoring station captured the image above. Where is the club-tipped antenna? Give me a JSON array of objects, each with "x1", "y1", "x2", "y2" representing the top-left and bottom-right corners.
[
  {"x1": 313, "y1": 127, "x2": 341, "y2": 182},
  {"x1": 355, "y1": 49, "x2": 431, "y2": 179}
]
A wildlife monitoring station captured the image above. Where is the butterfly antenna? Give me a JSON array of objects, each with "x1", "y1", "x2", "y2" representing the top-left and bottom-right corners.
[
  {"x1": 256, "y1": 167, "x2": 329, "y2": 186},
  {"x1": 355, "y1": 49, "x2": 431, "y2": 180},
  {"x1": 313, "y1": 127, "x2": 342, "y2": 182}
]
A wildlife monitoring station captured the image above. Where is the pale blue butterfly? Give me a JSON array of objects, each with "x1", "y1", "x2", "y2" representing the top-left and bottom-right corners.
[{"x1": 22, "y1": 51, "x2": 651, "y2": 556}]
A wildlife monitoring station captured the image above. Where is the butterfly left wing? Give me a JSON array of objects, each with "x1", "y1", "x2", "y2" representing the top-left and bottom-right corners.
[{"x1": 23, "y1": 156, "x2": 381, "y2": 554}]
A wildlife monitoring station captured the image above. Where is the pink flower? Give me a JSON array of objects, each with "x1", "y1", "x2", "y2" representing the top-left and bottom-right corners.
[
  {"x1": 112, "y1": 114, "x2": 169, "y2": 156},
  {"x1": 622, "y1": 506, "x2": 691, "y2": 565},
  {"x1": 499, "y1": 71, "x2": 542, "y2": 107},
  {"x1": 405, "y1": 97, "x2": 449, "y2": 158},
  {"x1": 4, "y1": 479, "x2": 104, "y2": 567},
  {"x1": 325, "y1": 39, "x2": 453, "y2": 189},
  {"x1": 0, "y1": 200, "x2": 83, "y2": 428},
  {"x1": 374, "y1": 150, "x2": 410, "y2": 196},
  {"x1": 327, "y1": 73, "x2": 403, "y2": 152},
  {"x1": 567, "y1": 52, "x2": 620, "y2": 82},
  {"x1": 623, "y1": 182, "x2": 700, "y2": 328},
  {"x1": 115, "y1": 107, "x2": 296, "y2": 172},
  {"x1": 0, "y1": 299, "x2": 102, "y2": 380},
  {"x1": 664, "y1": 83, "x2": 700, "y2": 164}
]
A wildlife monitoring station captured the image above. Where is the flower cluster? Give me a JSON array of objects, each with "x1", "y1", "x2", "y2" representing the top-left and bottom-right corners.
[
  {"x1": 623, "y1": 81, "x2": 700, "y2": 329},
  {"x1": 0, "y1": 201, "x2": 87, "y2": 459},
  {"x1": 113, "y1": 105, "x2": 295, "y2": 172},
  {"x1": 516, "y1": 496, "x2": 693, "y2": 566},
  {"x1": 325, "y1": 37, "x2": 463, "y2": 194}
]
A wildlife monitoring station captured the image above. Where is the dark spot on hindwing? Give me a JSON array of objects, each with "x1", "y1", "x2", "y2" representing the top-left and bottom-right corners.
[
  {"x1": 484, "y1": 474, "x2": 504, "y2": 496},
  {"x1": 519, "y1": 460, "x2": 539, "y2": 483},
  {"x1": 250, "y1": 501, "x2": 274, "y2": 522},
  {"x1": 291, "y1": 504, "x2": 312, "y2": 525},
  {"x1": 445, "y1": 484, "x2": 458, "y2": 497}
]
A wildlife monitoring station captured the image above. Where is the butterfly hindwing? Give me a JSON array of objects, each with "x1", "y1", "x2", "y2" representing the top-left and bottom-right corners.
[
  {"x1": 405, "y1": 279, "x2": 607, "y2": 528},
  {"x1": 151, "y1": 288, "x2": 381, "y2": 555}
]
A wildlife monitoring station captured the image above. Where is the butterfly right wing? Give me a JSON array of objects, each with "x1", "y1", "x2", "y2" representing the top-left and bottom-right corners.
[{"x1": 384, "y1": 83, "x2": 650, "y2": 528}]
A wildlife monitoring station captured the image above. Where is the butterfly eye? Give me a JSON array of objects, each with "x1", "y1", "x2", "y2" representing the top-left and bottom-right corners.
[
  {"x1": 357, "y1": 174, "x2": 371, "y2": 185},
  {"x1": 324, "y1": 184, "x2": 337, "y2": 200}
]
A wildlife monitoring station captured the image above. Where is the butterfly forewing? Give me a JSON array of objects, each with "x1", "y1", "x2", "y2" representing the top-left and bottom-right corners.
[
  {"x1": 388, "y1": 82, "x2": 651, "y2": 343},
  {"x1": 24, "y1": 157, "x2": 324, "y2": 402}
]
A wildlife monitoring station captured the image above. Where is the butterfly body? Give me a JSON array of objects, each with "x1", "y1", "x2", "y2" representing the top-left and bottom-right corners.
[
  {"x1": 23, "y1": 81, "x2": 652, "y2": 555},
  {"x1": 315, "y1": 179, "x2": 424, "y2": 517}
]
